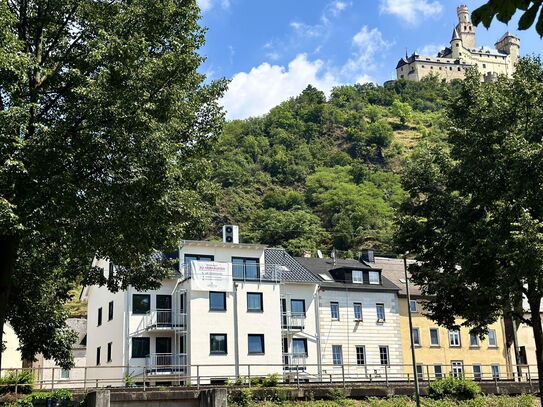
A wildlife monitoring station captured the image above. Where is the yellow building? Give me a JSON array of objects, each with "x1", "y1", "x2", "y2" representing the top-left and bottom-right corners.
[{"x1": 375, "y1": 256, "x2": 512, "y2": 381}]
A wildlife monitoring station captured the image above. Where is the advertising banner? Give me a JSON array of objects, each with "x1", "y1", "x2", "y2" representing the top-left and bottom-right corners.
[{"x1": 190, "y1": 261, "x2": 233, "y2": 292}]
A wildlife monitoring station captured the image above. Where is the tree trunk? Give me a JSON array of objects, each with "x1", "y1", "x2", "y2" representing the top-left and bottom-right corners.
[
  {"x1": 0, "y1": 236, "x2": 17, "y2": 371},
  {"x1": 528, "y1": 295, "x2": 543, "y2": 398}
]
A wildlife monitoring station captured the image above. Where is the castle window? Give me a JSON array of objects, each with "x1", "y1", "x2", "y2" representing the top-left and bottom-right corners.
[
  {"x1": 483, "y1": 64, "x2": 486, "y2": 68},
  {"x1": 458, "y1": 67, "x2": 461, "y2": 71},
  {"x1": 449, "y1": 67, "x2": 452, "y2": 70},
  {"x1": 400, "y1": 75, "x2": 404, "y2": 79},
  {"x1": 455, "y1": 44, "x2": 459, "y2": 47},
  {"x1": 430, "y1": 66, "x2": 433, "y2": 69}
]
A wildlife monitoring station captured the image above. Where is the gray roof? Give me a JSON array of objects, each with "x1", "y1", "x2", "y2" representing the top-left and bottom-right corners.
[
  {"x1": 294, "y1": 257, "x2": 400, "y2": 292},
  {"x1": 373, "y1": 256, "x2": 422, "y2": 297},
  {"x1": 265, "y1": 249, "x2": 320, "y2": 283}
]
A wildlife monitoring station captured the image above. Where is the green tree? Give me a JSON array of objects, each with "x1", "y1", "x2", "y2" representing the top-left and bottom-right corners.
[
  {"x1": 0, "y1": 0, "x2": 226, "y2": 368},
  {"x1": 396, "y1": 58, "x2": 543, "y2": 396},
  {"x1": 366, "y1": 121, "x2": 394, "y2": 147},
  {"x1": 391, "y1": 99, "x2": 413, "y2": 125},
  {"x1": 473, "y1": 1, "x2": 543, "y2": 36}
]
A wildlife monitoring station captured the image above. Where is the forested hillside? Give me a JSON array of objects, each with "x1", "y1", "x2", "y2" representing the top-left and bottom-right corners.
[{"x1": 209, "y1": 77, "x2": 460, "y2": 257}]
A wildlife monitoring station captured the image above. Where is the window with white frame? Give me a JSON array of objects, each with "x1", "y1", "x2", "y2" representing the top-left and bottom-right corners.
[
  {"x1": 449, "y1": 330, "x2": 461, "y2": 347},
  {"x1": 491, "y1": 364, "x2": 500, "y2": 379},
  {"x1": 330, "y1": 302, "x2": 339, "y2": 320},
  {"x1": 434, "y1": 364, "x2": 443, "y2": 379},
  {"x1": 369, "y1": 271, "x2": 380, "y2": 284},
  {"x1": 353, "y1": 303, "x2": 362, "y2": 320},
  {"x1": 409, "y1": 300, "x2": 418, "y2": 312},
  {"x1": 416, "y1": 364, "x2": 424, "y2": 379},
  {"x1": 355, "y1": 346, "x2": 365, "y2": 365},
  {"x1": 376, "y1": 303, "x2": 385, "y2": 321},
  {"x1": 488, "y1": 329, "x2": 497, "y2": 347},
  {"x1": 473, "y1": 364, "x2": 482, "y2": 380},
  {"x1": 412, "y1": 328, "x2": 421, "y2": 346},
  {"x1": 451, "y1": 361, "x2": 464, "y2": 377},
  {"x1": 60, "y1": 369, "x2": 70, "y2": 379},
  {"x1": 332, "y1": 345, "x2": 343, "y2": 365},
  {"x1": 379, "y1": 345, "x2": 389, "y2": 365},
  {"x1": 430, "y1": 328, "x2": 440, "y2": 346},
  {"x1": 352, "y1": 270, "x2": 363, "y2": 283}
]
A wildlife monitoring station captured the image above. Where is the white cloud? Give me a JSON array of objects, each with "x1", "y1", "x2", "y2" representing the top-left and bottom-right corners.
[
  {"x1": 418, "y1": 43, "x2": 446, "y2": 56},
  {"x1": 221, "y1": 54, "x2": 341, "y2": 120},
  {"x1": 197, "y1": 0, "x2": 230, "y2": 12},
  {"x1": 342, "y1": 26, "x2": 393, "y2": 76},
  {"x1": 379, "y1": 0, "x2": 442, "y2": 24}
]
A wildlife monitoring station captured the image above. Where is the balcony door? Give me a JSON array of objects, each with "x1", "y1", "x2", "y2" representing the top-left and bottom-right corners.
[
  {"x1": 156, "y1": 337, "x2": 172, "y2": 366},
  {"x1": 156, "y1": 295, "x2": 172, "y2": 326}
]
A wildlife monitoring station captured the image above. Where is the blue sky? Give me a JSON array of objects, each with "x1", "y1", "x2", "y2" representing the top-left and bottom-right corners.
[{"x1": 197, "y1": 0, "x2": 542, "y2": 120}]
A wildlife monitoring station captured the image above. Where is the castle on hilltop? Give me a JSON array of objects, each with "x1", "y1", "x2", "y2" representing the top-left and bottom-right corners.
[{"x1": 396, "y1": 5, "x2": 520, "y2": 82}]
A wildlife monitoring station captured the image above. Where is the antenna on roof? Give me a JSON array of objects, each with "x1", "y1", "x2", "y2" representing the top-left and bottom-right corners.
[
  {"x1": 331, "y1": 248, "x2": 337, "y2": 266},
  {"x1": 317, "y1": 250, "x2": 323, "y2": 259}
]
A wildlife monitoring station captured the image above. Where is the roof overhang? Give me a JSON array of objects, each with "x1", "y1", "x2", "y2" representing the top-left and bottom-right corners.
[{"x1": 181, "y1": 240, "x2": 267, "y2": 250}]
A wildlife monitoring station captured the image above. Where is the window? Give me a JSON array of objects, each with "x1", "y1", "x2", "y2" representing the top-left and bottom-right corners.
[
  {"x1": 108, "y1": 301, "x2": 114, "y2": 321},
  {"x1": 352, "y1": 270, "x2": 363, "y2": 283},
  {"x1": 107, "y1": 342, "x2": 112, "y2": 362},
  {"x1": 369, "y1": 271, "x2": 380, "y2": 284},
  {"x1": 292, "y1": 338, "x2": 308, "y2": 356},
  {"x1": 291, "y1": 299, "x2": 306, "y2": 316},
  {"x1": 449, "y1": 330, "x2": 461, "y2": 347},
  {"x1": 247, "y1": 293, "x2": 263, "y2": 312},
  {"x1": 434, "y1": 364, "x2": 443, "y2": 379},
  {"x1": 519, "y1": 346, "x2": 528, "y2": 365},
  {"x1": 96, "y1": 347, "x2": 101, "y2": 366},
  {"x1": 376, "y1": 303, "x2": 385, "y2": 322},
  {"x1": 353, "y1": 303, "x2": 362, "y2": 320},
  {"x1": 469, "y1": 333, "x2": 480, "y2": 347},
  {"x1": 412, "y1": 328, "x2": 421, "y2": 346},
  {"x1": 210, "y1": 334, "x2": 227, "y2": 354},
  {"x1": 473, "y1": 364, "x2": 482, "y2": 381},
  {"x1": 132, "y1": 294, "x2": 151, "y2": 314},
  {"x1": 185, "y1": 254, "x2": 214, "y2": 273},
  {"x1": 330, "y1": 302, "x2": 339, "y2": 320},
  {"x1": 491, "y1": 365, "x2": 500, "y2": 379},
  {"x1": 209, "y1": 292, "x2": 226, "y2": 311},
  {"x1": 416, "y1": 364, "x2": 424, "y2": 379},
  {"x1": 232, "y1": 257, "x2": 259, "y2": 279},
  {"x1": 379, "y1": 346, "x2": 389, "y2": 365},
  {"x1": 409, "y1": 300, "x2": 417, "y2": 313},
  {"x1": 483, "y1": 64, "x2": 486, "y2": 68},
  {"x1": 248, "y1": 334, "x2": 265, "y2": 354},
  {"x1": 132, "y1": 337, "x2": 150, "y2": 358},
  {"x1": 355, "y1": 346, "x2": 366, "y2": 365},
  {"x1": 451, "y1": 361, "x2": 464, "y2": 378},
  {"x1": 430, "y1": 328, "x2": 440, "y2": 346},
  {"x1": 156, "y1": 295, "x2": 172, "y2": 310},
  {"x1": 97, "y1": 307, "x2": 102, "y2": 326},
  {"x1": 60, "y1": 369, "x2": 70, "y2": 379},
  {"x1": 332, "y1": 345, "x2": 343, "y2": 365},
  {"x1": 488, "y1": 330, "x2": 497, "y2": 347}
]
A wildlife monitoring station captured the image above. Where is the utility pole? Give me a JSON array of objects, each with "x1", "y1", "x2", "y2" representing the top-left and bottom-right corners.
[{"x1": 404, "y1": 253, "x2": 421, "y2": 407}]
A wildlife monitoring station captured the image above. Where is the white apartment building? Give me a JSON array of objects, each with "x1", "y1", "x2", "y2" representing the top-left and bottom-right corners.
[
  {"x1": 295, "y1": 254, "x2": 404, "y2": 381},
  {"x1": 82, "y1": 227, "x2": 321, "y2": 385}
]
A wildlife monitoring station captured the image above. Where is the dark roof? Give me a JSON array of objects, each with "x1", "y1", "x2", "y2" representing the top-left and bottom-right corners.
[
  {"x1": 373, "y1": 256, "x2": 422, "y2": 297},
  {"x1": 265, "y1": 249, "x2": 320, "y2": 283},
  {"x1": 66, "y1": 317, "x2": 87, "y2": 349},
  {"x1": 396, "y1": 57, "x2": 408, "y2": 69},
  {"x1": 294, "y1": 257, "x2": 400, "y2": 292}
]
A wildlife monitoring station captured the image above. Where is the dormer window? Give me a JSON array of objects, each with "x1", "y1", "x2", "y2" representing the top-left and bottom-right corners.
[
  {"x1": 369, "y1": 271, "x2": 380, "y2": 285},
  {"x1": 352, "y1": 270, "x2": 363, "y2": 283}
]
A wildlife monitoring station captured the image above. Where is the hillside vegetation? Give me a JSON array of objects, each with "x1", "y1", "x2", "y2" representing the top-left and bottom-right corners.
[{"x1": 209, "y1": 77, "x2": 460, "y2": 256}]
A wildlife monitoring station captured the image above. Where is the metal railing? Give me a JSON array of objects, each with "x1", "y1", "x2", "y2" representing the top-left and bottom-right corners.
[
  {"x1": 281, "y1": 312, "x2": 306, "y2": 330},
  {"x1": 142, "y1": 310, "x2": 187, "y2": 331},
  {"x1": 180, "y1": 262, "x2": 282, "y2": 282},
  {"x1": 7, "y1": 362, "x2": 538, "y2": 392}
]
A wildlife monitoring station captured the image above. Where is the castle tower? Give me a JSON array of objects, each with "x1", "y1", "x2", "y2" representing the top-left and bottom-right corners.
[
  {"x1": 456, "y1": 5, "x2": 476, "y2": 49},
  {"x1": 450, "y1": 27, "x2": 462, "y2": 59},
  {"x1": 495, "y1": 32, "x2": 520, "y2": 66}
]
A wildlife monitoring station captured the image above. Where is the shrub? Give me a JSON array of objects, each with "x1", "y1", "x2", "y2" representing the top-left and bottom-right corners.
[
  {"x1": 328, "y1": 388, "x2": 347, "y2": 401},
  {"x1": 0, "y1": 370, "x2": 34, "y2": 395},
  {"x1": 228, "y1": 388, "x2": 253, "y2": 407},
  {"x1": 262, "y1": 374, "x2": 280, "y2": 387},
  {"x1": 429, "y1": 377, "x2": 481, "y2": 400},
  {"x1": 250, "y1": 377, "x2": 263, "y2": 386},
  {"x1": 370, "y1": 396, "x2": 411, "y2": 407},
  {"x1": 8, "y1": 389, "x2": 73, "y2": 407},
  {"x1": 235, "y1": 376, "x2": 247, "y2": 386}
]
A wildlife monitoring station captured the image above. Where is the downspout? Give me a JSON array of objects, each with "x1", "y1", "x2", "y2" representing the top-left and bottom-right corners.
[
  {"x1": 233, "y1": 283, "x2": 240, "y2": 377},
  {"x1": 124, "y1": 286, "x2": 131, "y2": 377},
  {"x1": 314, "y1": 285, "x2": 322, "y2": 379}
]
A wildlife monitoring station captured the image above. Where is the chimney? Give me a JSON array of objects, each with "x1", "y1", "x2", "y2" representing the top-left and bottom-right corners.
[
  {"x1": 360, "y1": 249, "x2": 375, "y2": 263},
  {"x1": 222, "y1": 225, "x2": 239, "y2": 244},
  {"x1": 302, "y1": 250, "x2": 312, "y2": 258}
]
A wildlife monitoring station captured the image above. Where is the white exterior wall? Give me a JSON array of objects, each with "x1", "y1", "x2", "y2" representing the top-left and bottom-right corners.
[
  {"x1": 37, "y1": 349, "x2": 86, "y2": 389},
  {"x1": 85, "y1": 258, "x2": 126, "y2": 386},
  {"x1": 318, "y1": 289, "x2": 403, "y2": 380},
  {"x1": 280, "y1": 283, "x2": 320, "y2": 378}
]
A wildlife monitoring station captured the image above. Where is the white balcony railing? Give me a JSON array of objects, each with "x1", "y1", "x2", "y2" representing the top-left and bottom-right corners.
[
  {"x1": 180, "y1": 262, "x2": 282, "y2": 282},
  {"x1": 283, "y1": 353, "x2": 308, "y2": 369},
  {"x1": 143, "y1": 310, "x2": 187, "y2": 331},
  {"x1": 281, "y1": 312, "x2": 306, "y2": 330},
  {"x1": 145, "y1": 353, "x2": 188, "y2": 375}
]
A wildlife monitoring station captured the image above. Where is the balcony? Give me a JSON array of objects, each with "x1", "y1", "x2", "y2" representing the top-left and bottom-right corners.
[
  {"x1": 180, "y1": 262, "x2": 281, "y2": 282},
  {"x1": 145, "y1": 353, "x2": 188, "y2": 375},
  {"x1": 141, "y1": 310, "x2": 187, "y2": 332},
  {"x1": 283, "y1": 353, "x2": 307, "y2": 370},
  {"x1": 282, "y1": 312, "x2": 306, "y2": 331}
]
